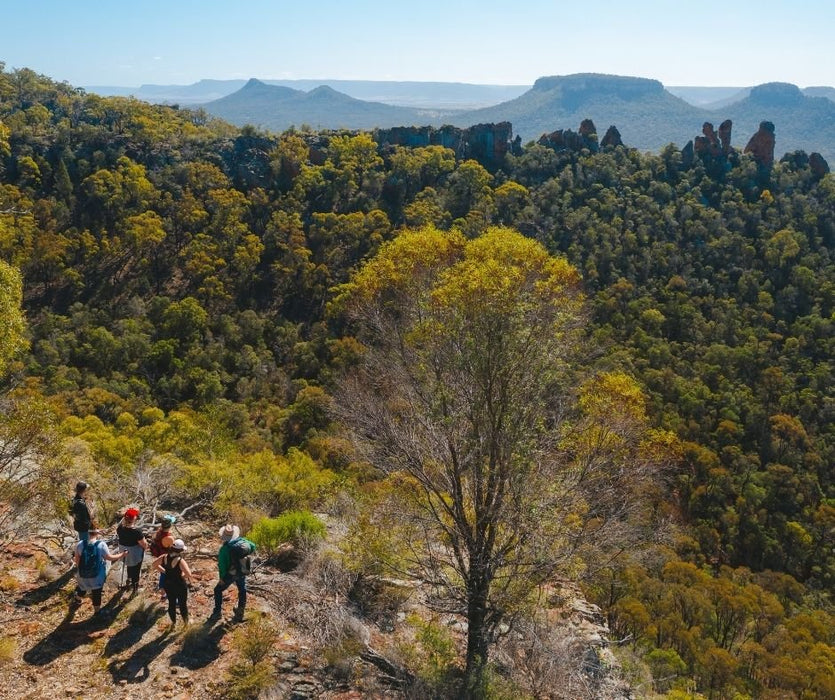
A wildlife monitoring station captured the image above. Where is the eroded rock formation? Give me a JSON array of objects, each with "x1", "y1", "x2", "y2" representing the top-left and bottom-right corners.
[
  {"x1": 375, "y1": 123, "x2": 514, "y2": 166},
  {"x1": 809, "y1": 152, "x2": 830, "y2": 179},
  {"x1": 685, "y1": 120, "x2": 736, "y2": 175},
  {"x1": 744, "y1": 121, "x2": 776, "y2": 168},
  {"x1": 600, "y1": 125, "x2": 623, "y2": 148},
  {"x1": 718, "y1": 120, "x2": 733, "y2": 156},
  {"x1": 538, "y1": 120, "x2": 600, "y2": 153},
  {"x1": 694, "y1": 122, "x2": 722, "y2": 159}
]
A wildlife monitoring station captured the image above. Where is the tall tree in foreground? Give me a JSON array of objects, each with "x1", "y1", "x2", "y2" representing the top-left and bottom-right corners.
[
  {"x1": 0, "y1": 260, "x2": 27, "y2": 378},
  {"x1": 0, "y1": 259, "x2": 65, "y2": 545},
  {"x1": 334, "y1": 226, "x2": 674, "y2": 696}
]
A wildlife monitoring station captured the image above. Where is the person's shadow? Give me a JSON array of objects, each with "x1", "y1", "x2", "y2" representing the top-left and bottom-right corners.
[
  {"x1": 103, "y1": 602, "x2": 165, "y2": 658},
  {"x1": 22, "y1": 590, "x2": 128, "y2": 666},
  {"x1": 16, "y1": 568, "x2": 76, "y2": 607},
  {"x1": 107, "y1": 629, "x2": 177, "y2": 684},
  {"x1": 168, "y1": 620, "x2": 229, "y2": 670}
]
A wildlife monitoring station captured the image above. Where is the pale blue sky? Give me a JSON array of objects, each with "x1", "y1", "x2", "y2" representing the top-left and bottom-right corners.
[{"x1": 2, "y1": 0, "x2": 833, "y2": 87}]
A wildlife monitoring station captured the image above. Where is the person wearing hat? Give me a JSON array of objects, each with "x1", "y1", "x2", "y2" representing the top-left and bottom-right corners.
[
  {"x1": 116, "y1": 507, "x2": 147, "y2": 595},
  {"x1": 149, "y1": 515, "x2": 176, "y2": 601},
  {"x1": 70, "y1": 481, "x2": 95, "y2": 543},
  {"x1": 152, "y1": 537, "x2": 193, "y2": 627},
  {"x1": 73, "y1": 529, "x2": 128, "y2": 616},
  {"x1": 208, "y1": 524, "x2": 255, "y2": 623}
]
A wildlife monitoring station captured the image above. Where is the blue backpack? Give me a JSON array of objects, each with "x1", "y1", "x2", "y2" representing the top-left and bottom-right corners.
[{"x1": 78, "y1": 541, "x2": 100, "y2": 578}]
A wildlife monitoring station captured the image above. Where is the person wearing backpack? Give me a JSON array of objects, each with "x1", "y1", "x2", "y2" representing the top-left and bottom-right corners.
[
  {"x1": 73, "y1": 529, "x2": 127, "y2": 616},
  {"x1": 70, "y1": 481, "x2": 95, "y2": 543},
  {"x1": 149, "y1": 515, "x2": 176, "y2": 601},
  {"x1": 208, "y1": 524, "x2": 256, "y2": 623},
  {"x1": 116, "y1": 507, "x2": 147, "y2": 596},
  {"x1": 151, "y1": 537, "x2": 193, "y2": 628}
]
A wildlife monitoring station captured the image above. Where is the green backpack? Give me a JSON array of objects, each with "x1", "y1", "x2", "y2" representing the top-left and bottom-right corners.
[{"x1": 227, "y1": 537, "x2": 256, "y2": 575}]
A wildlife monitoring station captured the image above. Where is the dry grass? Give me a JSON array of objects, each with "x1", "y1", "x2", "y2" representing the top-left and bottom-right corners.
[{"x1": 0, "y1": 636, "x2": 16, "y2": 665}]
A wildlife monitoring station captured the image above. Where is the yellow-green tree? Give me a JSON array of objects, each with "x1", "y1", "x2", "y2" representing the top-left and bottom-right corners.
[
  {"x1": 334, "y1": 225, "x2": 674, "y2": 696},
  {"x1": 0, "y1": 259, "x2": 26, "y2": 377}
]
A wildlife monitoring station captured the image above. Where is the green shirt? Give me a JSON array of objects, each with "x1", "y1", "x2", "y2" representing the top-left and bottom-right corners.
[{"x1": 217, "y1": 541, "x2": 231, "y2": 578}]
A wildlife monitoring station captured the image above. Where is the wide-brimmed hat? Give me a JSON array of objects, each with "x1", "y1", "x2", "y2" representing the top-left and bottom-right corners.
[
  {"x1": 219, "y1": 524, "x2": 240, "y2": 541},
  {"x1": 162, "y1": 535, "x2": 175, "y2": 548},
  {"x1": 172, "y1": 539, "x2": 186, "y2": 552}
]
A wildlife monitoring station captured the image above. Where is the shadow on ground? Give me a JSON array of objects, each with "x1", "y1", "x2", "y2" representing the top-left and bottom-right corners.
[
  {"x1": 16, "y1": 568, "x2": 75, "y2": 607},
  {"x1": 22, "y1": 589, "x2": 127, "y2": 666},
  {"x1": 103, "y1": 601, "x2": 166, "y2": 658},
  {"x1": 168, "y1": 619, "x2": 229, "y2": 670},
  {"x1": 107, "y1": 629, "x2": 177, "y2": 685}
]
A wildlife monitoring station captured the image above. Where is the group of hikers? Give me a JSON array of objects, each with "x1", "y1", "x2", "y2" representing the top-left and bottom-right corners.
[{"x1": 70, "y1": 481, "x2": 256, "y2": 627}]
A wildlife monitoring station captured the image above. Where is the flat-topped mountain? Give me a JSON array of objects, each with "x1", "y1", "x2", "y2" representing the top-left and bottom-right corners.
[{"x1": 453, "y1": 73, "x2": 709, "y2": 150}]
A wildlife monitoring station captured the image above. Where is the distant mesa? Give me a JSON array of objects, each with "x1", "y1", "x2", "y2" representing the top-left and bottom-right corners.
[
  {"x1": 531, "y1": 73, "x2": 664, "y2": 101},
  {"x1": 748, "y1": 82, "x2": 804, "y2": 106}
]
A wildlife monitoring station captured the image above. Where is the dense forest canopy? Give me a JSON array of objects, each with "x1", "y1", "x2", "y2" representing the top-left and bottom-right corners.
[{"x1": 1, "y1": 64, "x2": 833, "y2": 698}]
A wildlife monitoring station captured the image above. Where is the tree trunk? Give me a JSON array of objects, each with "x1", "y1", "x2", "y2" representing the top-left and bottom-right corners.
[{"x1": 463, "y1": 579, "x2": 491, "y2": 699}]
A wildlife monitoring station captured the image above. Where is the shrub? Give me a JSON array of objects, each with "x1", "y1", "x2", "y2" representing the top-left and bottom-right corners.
[
  {"x1": 224, "y1": 616, "x2": 277, "y2": 700},
  {"x1": 233, "y1": 615, "x2": 276, "y2": 667},
  {"x1": 0, "y1": 636, "x2": 15, "y2": 665},
  {"x1": 0, "y1": 574, "x2": 20, "y2": 593},
  {"x1": 247, "y1": 510, "x2": 326, "y2": 556}
]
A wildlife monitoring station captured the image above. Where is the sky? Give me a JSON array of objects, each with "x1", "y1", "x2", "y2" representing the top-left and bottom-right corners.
[{"x1": 1, "y1": 0, "x2": 833, "y2": 88}]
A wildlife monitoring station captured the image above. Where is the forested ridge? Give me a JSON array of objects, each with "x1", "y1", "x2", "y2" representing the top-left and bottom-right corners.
[{"x1": 1, "y1": 65, "x2": 833, "y2": 698}]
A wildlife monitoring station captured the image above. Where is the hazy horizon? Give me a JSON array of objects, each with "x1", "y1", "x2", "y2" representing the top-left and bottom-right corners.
[{"x1": 2, "y1": 0, "x2": 833, "y2": 88}]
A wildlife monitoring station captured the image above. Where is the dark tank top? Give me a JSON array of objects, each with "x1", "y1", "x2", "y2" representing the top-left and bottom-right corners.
[{"x1": 164, "y1": 554, "x2": 185, "y2": 587}]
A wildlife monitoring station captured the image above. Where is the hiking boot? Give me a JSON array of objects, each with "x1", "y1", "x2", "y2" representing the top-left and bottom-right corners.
[{"x1": 232, "y1": 608, "x2": 245, "y2": 623}]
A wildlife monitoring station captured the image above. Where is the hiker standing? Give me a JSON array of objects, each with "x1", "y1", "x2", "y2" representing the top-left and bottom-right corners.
[
  {"x1": 208, "y1": 524, "x2": 256, "y2": 623},
  {"x1": 73, "y1": 529, "x2": 127, "y2": 616},
  {"x1": 149, "y1": 515, "x2": 176, "y2": 601},
  {"x1": 116, "y1": 507, "x2": 147, "y2": 595},
  {"x1": 152, "y1": 537, "x2": 193, "y2": 628},
  {"x1": 70, "y1": 481, "x2": 95, "y2": 543}
]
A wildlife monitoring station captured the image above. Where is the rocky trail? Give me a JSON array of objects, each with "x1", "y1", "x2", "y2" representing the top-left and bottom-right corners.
[
  {"x1": 0, "y1": 520, "x2": 630, "y2": 699},
  {"x1": 0, "y1": 523, "x2": 374, "y2": 699}
]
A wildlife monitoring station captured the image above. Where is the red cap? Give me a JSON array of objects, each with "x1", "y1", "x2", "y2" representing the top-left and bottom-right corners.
[{"x1": 124, "y1": 508, "x2": 140, "y2": 519}]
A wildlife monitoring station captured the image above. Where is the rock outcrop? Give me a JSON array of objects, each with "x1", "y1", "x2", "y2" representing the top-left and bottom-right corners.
[
  {"x1": 375, "y1": 122, "x2": 514, "y2": 167},
  {"x1": 694, "y1": 122, "x2": 722, "y2": 159},
  {"x1": 600, "y1": 125, "x2": 623, "y2": 148},
  {"x1": 744, "y1": 121, "x2": 776, "y2": 168},
  {"x1": 718, "y1": 119, "x2": 733, "y2": 156},
  {"x1": 681, "y1": 140, "x2": 695, "y2": 168},
  {"x1": 538, "y1": 119, "x2": 600, "y2": 153},
  {"x1": 809, "y1": 152, "x2": 830, "y2": 179},
  {"x1": 685, "y1": 120, "x2": 736, "y2": 175}
]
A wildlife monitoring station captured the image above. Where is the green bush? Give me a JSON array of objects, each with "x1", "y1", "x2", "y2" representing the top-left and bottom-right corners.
[
  {"x1": 247, "y1": 510, "x2": 326, "y2": 555},
  {"x1": 224, "y1": 616, "x2": 277, "y2": 700}
]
